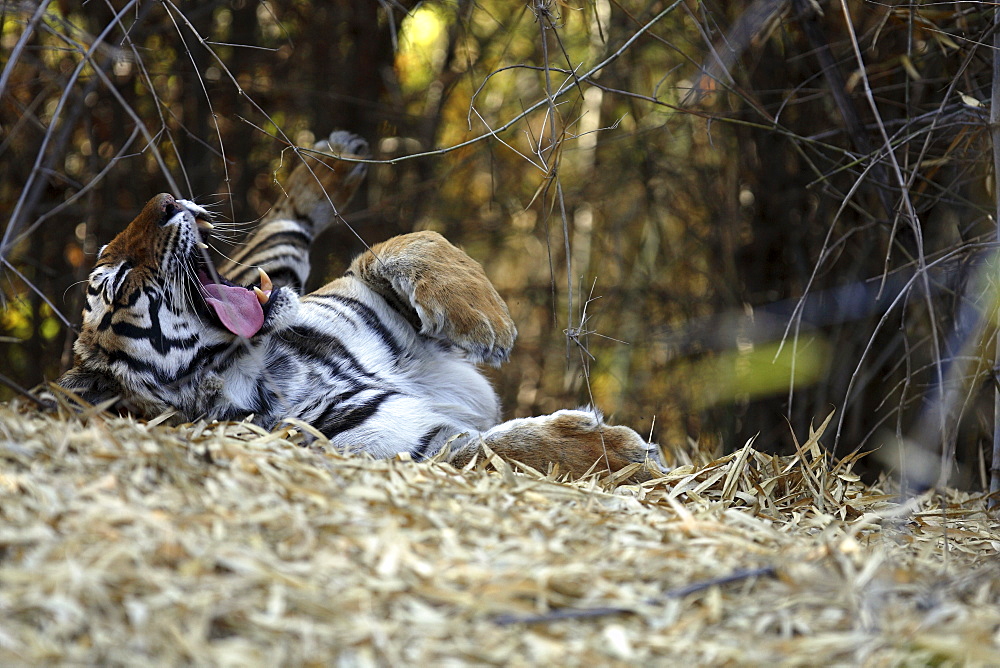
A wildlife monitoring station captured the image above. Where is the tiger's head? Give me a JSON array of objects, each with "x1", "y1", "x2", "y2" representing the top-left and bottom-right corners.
[{"x1": 61, "y1": 193, "x2": 291, "y2": 412}]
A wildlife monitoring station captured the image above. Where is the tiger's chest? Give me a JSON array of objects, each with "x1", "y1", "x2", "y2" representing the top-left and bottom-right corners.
[{"x1": 182, "y1": 284, "x2": 496, "y2": 436}]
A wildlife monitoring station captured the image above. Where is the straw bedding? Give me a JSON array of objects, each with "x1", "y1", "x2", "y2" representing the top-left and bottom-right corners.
[{"x1": 1, "y1": 402, "x2": 998, "y2": 666}]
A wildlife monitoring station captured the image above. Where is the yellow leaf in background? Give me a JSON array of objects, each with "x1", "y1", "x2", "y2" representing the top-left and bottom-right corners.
[
  {"x1": 39, "y1": 316, "x2": 60, "y2": 341},
  {"x1": 0, "y1": 300, "x2": 32, "y2": 340},
  {"x1": 396, "y1": 4, "x2": 451, "y2": 94},
  {"x1": 959, "y1": 92, "x2": 982, "y2": 109}
]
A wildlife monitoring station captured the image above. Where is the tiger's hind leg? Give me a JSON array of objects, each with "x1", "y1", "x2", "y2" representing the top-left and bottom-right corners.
[
  {"x1": 349, "y1": 231, "x2": 517, "y2": 366},
  {"x1": 219, "y1": 131, "x2": 370, "y2": 292},
  {"x1": 448, "y1": 409, "x2": 667, "y2": 482}
]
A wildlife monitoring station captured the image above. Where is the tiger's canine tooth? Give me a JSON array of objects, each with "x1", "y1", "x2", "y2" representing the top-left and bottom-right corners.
[
  {"x1": 196, "y1": 242, "x2": 209, "y2": 250},
  {"x1": 258, "y1": 267, "x2": 272, "y2": 293},
  {"x1": 196, "y1": 218, "x2": 215, "y2": 230},
  {"x1": 253, "y1": 286, "x2": 270, "y2": 305}
]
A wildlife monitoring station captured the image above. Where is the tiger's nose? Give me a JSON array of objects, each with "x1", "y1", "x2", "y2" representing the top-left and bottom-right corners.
[{"x1": 156, "y1": 193, "x2": 181, "y2": 225}]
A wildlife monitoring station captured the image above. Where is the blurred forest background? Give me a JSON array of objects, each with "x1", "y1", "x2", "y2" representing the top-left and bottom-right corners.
[{"x1": 2, "y1": 0, "x2": 999, "y2": 489}]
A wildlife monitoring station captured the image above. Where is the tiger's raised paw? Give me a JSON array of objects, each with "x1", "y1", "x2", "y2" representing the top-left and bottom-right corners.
[
  {"x1": 273, "y1": 131, "x2": 370, "y2": 235},
  {"x1": 351, "y1": 231, "x2": 517, "y2": 366},
  {"x1": 322, "y1": 131, "x2": 370, "y2": 161}
]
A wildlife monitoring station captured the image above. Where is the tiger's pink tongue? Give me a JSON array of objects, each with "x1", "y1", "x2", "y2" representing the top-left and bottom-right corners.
[{"x1": 203, "y1": 283, "x2": 264, "y2": 338}]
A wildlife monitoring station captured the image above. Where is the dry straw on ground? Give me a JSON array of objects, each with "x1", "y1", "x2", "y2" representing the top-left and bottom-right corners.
[{"x1": 1, "y1": 401, "x2": 998, "y2": 666}]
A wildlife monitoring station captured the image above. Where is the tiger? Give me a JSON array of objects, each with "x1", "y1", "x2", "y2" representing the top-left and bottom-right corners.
[{"x1": 57, "y1": 131, "x2": 665, "y2": 480}]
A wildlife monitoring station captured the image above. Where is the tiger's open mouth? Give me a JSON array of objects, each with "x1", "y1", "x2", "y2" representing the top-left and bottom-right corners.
[
  {"x1": 197, "y1": 266, "x2": 272, "y2": 338},
  {"x1": 181, "y1": 202, "x2": 273, "y2": 338}
]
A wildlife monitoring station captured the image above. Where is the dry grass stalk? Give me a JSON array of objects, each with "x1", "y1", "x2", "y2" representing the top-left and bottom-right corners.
[{"x1": 1, "y1": 401, "x2": 998, "y2": 665}]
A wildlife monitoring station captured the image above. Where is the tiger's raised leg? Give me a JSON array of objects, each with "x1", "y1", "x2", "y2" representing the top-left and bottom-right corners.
[
  {"x1": 348, "y1": 231, "x2": 517, "y2": 367},
  {"x1": 218, "y1": 131, "x2": 369, "y2": 292}
]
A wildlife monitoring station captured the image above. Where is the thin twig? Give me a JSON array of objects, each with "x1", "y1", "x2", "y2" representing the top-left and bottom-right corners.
[
  {"x1": 990, "y1": 3, "x2": 1000, "y2": 508},
  {"x1": 0, "y1": 258, "x2": 76, "y2": 330},
  {"x1": 493, "y1": 565, "x2": 777, "y2": 625},
  {"x1": 0, "y1": 372, "x2": 54, "y2": 410}
]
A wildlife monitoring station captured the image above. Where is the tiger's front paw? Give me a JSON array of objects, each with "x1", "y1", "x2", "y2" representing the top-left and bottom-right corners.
[
  {"x1": 411, "y1": 268, "x2": 517, "y2": 367},
  {"x1": 353, "y1": 231, "x2": 517, "y2": 366}
]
